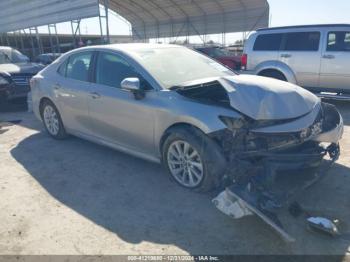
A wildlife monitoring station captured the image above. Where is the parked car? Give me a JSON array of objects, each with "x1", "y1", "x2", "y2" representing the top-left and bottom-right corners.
[
  {"x1": 195, "y1": 46, "x2": 241, "y2": 70},
  {"x1": 241, "y1": 24, "x2": 350, "y2": 96},
  {"x1": 31, "y1": 44, "x2": 343, "y2": 195},
  {"x1": 0, "y1": 46, "x2": 44, "y2": 102},
  {"x1": 35, "y1": 53, "x2": 62, "y2": 66}
]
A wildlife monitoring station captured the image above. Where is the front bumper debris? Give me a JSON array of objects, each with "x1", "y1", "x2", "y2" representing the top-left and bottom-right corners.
[
  {"x1": 212, "y1": 101, "x2": 343, "y2": 242},
  {"x1": 213, "y1": 142, "x2": 340, "y2": 242}
]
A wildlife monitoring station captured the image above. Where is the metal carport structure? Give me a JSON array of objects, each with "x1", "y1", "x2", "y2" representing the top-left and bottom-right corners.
[
  {"x1": 0, "y1": 0, "x2": 269, "y2": 57},
  {"x1": 104, "y1": 0, "x2": 269, "y2": 41}
]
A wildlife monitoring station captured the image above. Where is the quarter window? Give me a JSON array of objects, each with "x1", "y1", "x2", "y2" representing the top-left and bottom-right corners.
[
  {"x1": 283, "y1": 32, "x2": 320, "y2": 51},
  {"x1": 253, "y1": 33, "x2": 283, "y2": 51},
  {"x1": 327, "y1": 31, "x2": 350, "y2": 52},
  {"x1": 57, "y1": 59, "x2": 67, "y2": 76},
  {"x1": 66, "y1": 52, "x2": 93, "y2": 82}
]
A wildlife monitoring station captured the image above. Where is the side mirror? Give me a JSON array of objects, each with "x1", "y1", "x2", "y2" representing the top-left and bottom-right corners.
[{"x1": 121, "y1": 77, "x2": 145, "y2": 100}]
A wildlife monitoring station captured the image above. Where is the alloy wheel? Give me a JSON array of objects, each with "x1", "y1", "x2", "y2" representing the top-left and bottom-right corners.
[
  {"x1": 167, "y1": 140, "x2": 204, "y2": 188},
  {"x1": 43, "y1": 105, "x2": 60, "y2": 136}
]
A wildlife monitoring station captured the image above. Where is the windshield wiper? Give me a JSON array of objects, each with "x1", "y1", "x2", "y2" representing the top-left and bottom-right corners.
[{"x1": 169, "y1": 85, "x2": 184, "y2": 91}]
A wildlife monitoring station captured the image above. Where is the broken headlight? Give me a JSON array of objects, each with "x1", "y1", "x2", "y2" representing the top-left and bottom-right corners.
[{"x1": 219, "y1": 116, "x2": 247, "y2": 131}]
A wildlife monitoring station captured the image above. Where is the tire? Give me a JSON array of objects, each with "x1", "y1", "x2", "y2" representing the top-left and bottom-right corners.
[
  {"x1": 162, "y1": 126, "x2": 226, "y2": 192},
  {"x1": 40, "y1": 100, "x2": 68, "y2": 139},
  {"x1": 259, "y1": 70, "x2": 287, "y2": 81}
]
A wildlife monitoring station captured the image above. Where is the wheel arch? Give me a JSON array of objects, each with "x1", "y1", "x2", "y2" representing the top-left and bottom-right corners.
[
  {"x1": 39, "y1": 97, "x2": 56, "y2": 117},
  {"x1": 255, "y1": 61, "x2": 297, "y2": 84},
  {"x1": 158, "y1": 122, "x2": 212, "y2": 160}
]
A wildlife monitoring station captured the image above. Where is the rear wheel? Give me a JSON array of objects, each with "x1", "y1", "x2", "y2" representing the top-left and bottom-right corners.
[
  {"x1": 162, "y1": 126, "x2": 226, "y2": 192},
  {"x1": 40, "y1": 100, "x2": 67, "y2": 139}
]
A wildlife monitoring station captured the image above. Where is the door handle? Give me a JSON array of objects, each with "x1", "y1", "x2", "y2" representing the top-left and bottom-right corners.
[
  {"x1": 280, "y1": 54, "x2": 292, "y2": 58},
  {"x1": 90, "y1": 92, "x2": 101, "y2": 99},
  {"x1": 323, "y1": 54, "x2": 335, "y2": 59},
  {"x1": 53, "y1": 83, "x2": 61, "y2": 90}
]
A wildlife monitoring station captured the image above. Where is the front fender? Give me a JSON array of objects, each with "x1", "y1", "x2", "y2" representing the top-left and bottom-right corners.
[{"x1": 153, "y1": 95, "x2": 241, "y2": 155}]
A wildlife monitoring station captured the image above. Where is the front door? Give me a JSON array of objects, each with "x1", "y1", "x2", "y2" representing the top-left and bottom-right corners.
[
  {"x1": 88, "y1": 51, "x2": 155, "y2": 154},
  {"x1": 319, "y1": 30, "x2": 350, "y2": 92}
]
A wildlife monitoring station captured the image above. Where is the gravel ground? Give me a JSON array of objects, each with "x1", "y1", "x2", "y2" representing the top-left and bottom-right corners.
[{"x1": 0, "y1": 100, "x2": 349, "y2": 255}]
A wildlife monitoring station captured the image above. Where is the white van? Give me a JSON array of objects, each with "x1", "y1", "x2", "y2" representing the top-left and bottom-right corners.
[{"x1": 241, "y1": 24, "x2": 350, "y2": 98}]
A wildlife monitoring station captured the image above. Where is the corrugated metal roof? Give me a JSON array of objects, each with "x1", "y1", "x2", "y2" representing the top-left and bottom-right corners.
[
  {"x1": 104, "y1": 0, "x2": 269, "y2": 39},
  {"x1": 0, "y1": 0, "x2": 99, "y2": 33}
]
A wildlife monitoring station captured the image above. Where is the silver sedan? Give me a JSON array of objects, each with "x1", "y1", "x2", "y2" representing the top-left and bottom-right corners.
[{"x1": 31, "y1": 44, "x2": 343, "y2": 192}]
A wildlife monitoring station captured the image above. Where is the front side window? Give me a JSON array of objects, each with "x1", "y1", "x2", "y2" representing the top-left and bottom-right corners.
[
  {"x1": 253, "y1": 33, "x2": 283, "y2": 51},
  {"x1": 66, "y1": 52, "x2": 93, "y2": 82},
  {"x1": 283, "y1": 32, "x2": 320, "y2": 51},
  {"x1": 327, "y1": 31, "x2": 350, "y2": 52},
  {"x1": 95, "y1": 52, "x2": 142, "y2": 89}
]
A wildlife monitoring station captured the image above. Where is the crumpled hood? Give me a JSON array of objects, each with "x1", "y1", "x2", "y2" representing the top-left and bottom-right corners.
[
  {"x1": 218, "y1": 75, "x2": 320, "y2": 120},
  {"x1": 0, "y1": 62, "x2": 43, "y2": 74}
]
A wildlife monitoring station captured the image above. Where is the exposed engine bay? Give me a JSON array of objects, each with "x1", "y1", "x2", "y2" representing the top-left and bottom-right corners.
[{"x1": 175, "y1": 76, "x2": 344, "y2": 242}]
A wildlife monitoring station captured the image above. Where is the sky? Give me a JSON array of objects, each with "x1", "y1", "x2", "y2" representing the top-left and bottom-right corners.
[{"x1": 41, "y1": 0, "x2": 350, "y2": 45}]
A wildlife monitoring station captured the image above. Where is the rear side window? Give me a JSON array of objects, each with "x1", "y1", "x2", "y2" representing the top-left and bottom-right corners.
[
  {"x1": 327, "y1": 31, "x2": 350, "y2": 52},
  {"x1": 253, "y1": 33, "x2": 283, "y2": 51},
  {"x1": 66, "y1": 52, "x2": 93, "y2": 82},
  {"x1": 283, "y1": 32, "x2": 320, "y2": 51}
]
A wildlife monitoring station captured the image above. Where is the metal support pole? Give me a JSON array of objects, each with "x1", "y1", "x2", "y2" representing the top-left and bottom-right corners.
[
  {"x1": 19, "y1": 30, "x2": 25, "y2": 53},
  {"x1": 48, "y1": 25, "x2": 54, "y2": 54},
  {"x1": 35, "y1": 27, "x2": 43, "y2": 55},
  {"x1": 13, "y1": 32, "x2": 19, "y2": 49},
  {"x1": 50, "y1": 24, "x2": 61, "y2": 53},
  {"x1": 28, "y1": 28, "x2": 36, "y2": 59},
  {"x1": 5, "y1": 33, "x2": 10, "y2": 46},
  {"x1": 71, "y1": 21, "x2": 76, "y2": 48},
  {"x1": 103, "y1": 0, "x2": 110, "y2": 44},
  {"x1": 98, "y1": 13, "x2": 104, "y2": 44}
]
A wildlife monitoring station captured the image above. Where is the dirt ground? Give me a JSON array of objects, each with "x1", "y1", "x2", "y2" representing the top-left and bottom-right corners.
[{"x1": 0, "y1": 100, "x2": 349, "y2": 255}]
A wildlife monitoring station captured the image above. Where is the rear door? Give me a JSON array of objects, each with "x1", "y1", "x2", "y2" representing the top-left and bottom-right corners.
[
  {"x1": 279, "y1": 31, "x2": 321, "y2": 88},
  {"x1": 55, "y1": 51, "x2": 95, "y2": 135},
  {"x1": 319, "y1": 30, "x2": 350, "y2": 92}
]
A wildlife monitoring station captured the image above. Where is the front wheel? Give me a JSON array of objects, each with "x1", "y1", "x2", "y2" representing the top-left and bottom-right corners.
[
  {"x1": 162, "y1": 126, "x2": 226, "y2": 192},
  {"x1": 41, "y1": 100, "x2": 67, "y2": 139}
]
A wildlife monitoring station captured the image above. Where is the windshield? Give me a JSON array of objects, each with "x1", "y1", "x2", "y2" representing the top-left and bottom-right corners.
[
  {"x1": 129, "y1": 47, "x2": 235, "y2": 89},
  {"x1": 0, "y1": 48, "x2": 29, "y2": 64}
]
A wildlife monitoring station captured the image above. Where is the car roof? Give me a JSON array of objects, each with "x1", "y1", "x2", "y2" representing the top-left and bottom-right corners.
[
  {"x1": 93, "y1": 43, "x2": 182, "y2": 52},
  {"x1": 58, "y1": 43, "x2": 188, "y2": 61},
  {"x1": 257, "y1": 24, "x2": 350, "y2": 32}
]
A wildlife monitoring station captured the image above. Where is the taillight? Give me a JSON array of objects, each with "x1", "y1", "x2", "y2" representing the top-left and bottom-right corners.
[
  {"x1": 241, "y1": 54, "x2": 247, "y2": 70},
  {"x1": 30, "y1": 78, "x2": 38, "y2": 90}
]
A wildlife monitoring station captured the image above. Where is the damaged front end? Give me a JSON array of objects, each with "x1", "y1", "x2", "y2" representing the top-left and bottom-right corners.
[
  {"x1": 174, "y1": 76, "x2": 344, "y2": 241},
  {"x1": 210, "y1": 102, "x2": 343, "y2": 242}
]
